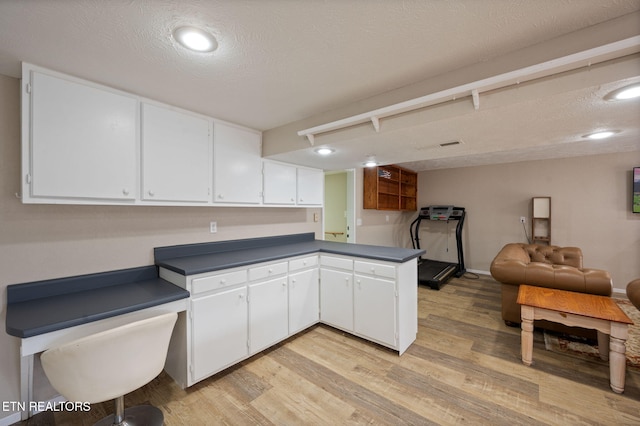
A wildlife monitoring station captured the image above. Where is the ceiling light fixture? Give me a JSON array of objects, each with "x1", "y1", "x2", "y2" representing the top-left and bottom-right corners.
[
  {"x1": 314, "y1": 147, "x2": 334, "y2": 156},
  {"x1": 363, "y1": 159, "x2": 378, "y2": 168},
  {"x1": 605, "y1": 83, "x2": 640, "y2": 101},
  {"x1": 173, "y1": 26, "x2": 218, "y2": 53},
  {"x1": 584, "y1": 130, "x2": 618, "y2": 140}
]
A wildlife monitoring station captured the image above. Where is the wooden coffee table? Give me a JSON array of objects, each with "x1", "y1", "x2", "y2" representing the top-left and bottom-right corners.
[{"x1": 517, "y1": 284, "x2": 633, "y2": 393}]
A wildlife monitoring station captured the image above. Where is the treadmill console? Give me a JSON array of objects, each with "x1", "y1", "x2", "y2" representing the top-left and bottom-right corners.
[{"x1": 420, "y1": 205, "x2": 463, "y2": 221}]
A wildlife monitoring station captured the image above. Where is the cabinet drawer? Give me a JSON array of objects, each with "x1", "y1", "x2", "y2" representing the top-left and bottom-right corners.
[
  {"x1": 248, "y1": 261, "x2": 288, "y2": 281},
  {"x1": 289, "y1": 255, "x2": 318, "y2": 271},
  {"x1": 354, "y1": 260, "x2": 396, "y2": 279},
  {"x1": 192, "y1": 270, "x2": 247, "y2": 294},
  {"x1": 320, "y1": 255, "x2": 353, "y2": 270}
]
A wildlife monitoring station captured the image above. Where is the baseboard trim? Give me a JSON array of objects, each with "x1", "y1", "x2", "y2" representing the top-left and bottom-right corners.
[
  {"x1": 0, "y1": 412, "x2": 21, "y2": 426},
  {"x1": 465, "y1": 268, "x2": 490, "y2": 276}
]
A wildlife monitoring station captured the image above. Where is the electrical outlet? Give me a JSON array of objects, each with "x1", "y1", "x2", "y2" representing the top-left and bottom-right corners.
[
  {"x1": 209, "y1": 221, "x2": 217, "y2": 233},
  {"x1": 520, "y1": 216, "x2": 526, "y2": 224}
]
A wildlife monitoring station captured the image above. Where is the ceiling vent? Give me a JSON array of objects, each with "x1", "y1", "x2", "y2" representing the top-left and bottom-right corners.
[{"x1": 439, "y1": 140, "x2": 463, "y2": 148}]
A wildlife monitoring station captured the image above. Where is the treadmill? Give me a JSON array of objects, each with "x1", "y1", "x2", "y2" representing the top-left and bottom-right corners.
[{"x1": 410, "y1": 205, "x2": 466, "y2": 290}]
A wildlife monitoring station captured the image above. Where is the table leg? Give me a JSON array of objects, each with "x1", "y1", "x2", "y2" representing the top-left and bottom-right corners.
[
  {"x1": 20, "y1": 353, "x2": 34, "y2": 420},
  {"x1": 609, "y1": 322, "x2": 628, "y2": 394},
  {"x1": 521, "y1": 305, "x2": 534, "y2": 366},
  {"x1": 596, "y1": 330, "x2": 609, "y2": 361}
]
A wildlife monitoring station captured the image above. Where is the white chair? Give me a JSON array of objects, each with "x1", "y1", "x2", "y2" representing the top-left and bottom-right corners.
[{"x1": 41, "y1": 312, "x2": 178, "y2": 426}]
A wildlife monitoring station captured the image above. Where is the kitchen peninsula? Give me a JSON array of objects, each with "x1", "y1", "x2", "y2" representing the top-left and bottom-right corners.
[{"x1": 155, "y1": 233, "x2": 424, "y2": 388}]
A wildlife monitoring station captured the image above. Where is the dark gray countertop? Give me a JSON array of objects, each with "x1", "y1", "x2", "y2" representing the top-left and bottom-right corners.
[
  {"x1": 6, "y1": 266, "x2": 189, "y2": 338},
  {"x1": 155, "y1": 233, "x2": 424, "y2": 276},
  {"x1": 5, "y1": 235, "x2": 422, "y2": 339}
]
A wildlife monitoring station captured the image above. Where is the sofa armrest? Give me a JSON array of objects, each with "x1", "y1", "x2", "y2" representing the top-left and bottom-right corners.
[
  {"x1": 580, "y1": 268, "x2": 612, "y2": 296},
  {"x1": 490, "y1": 258, "x2": 527, "y2": 285},
  {"x1": 550, "y1": 246, "x2": 583, "y2": 268},
  {"x1": 627, "y1": 279, "x2": 640, "y2": 310}
]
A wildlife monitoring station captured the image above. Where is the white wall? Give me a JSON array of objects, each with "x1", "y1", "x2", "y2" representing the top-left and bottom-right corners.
[
  {"x1": 416, "y1": 153, "x2": 640, "y2": 293},
  {"x1": 0, "y1": 75, "x2": 322, "y2": 423}
]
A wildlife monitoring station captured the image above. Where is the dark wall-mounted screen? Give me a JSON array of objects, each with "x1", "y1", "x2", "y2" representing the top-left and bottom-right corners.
[{"x1": 634, "y1": 167, "x2": 640, "y2": 213}]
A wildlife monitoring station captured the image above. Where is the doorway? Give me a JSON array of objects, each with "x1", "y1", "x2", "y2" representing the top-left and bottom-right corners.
[{"x1": 323, "y1": 169, "x2": 356, "y2": 243}]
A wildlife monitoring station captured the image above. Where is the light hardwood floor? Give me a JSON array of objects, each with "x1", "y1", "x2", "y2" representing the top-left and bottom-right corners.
[{"x1": 21, "y1": 274, "x2": 640, "y2": 425}]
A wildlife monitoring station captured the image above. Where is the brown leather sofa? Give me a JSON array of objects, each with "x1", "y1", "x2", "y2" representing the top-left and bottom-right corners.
[
  {"x1": 490, "y1": 243, "x2": 612, "y2": 337},
  {"x1": 627, "y1": 278, "x2": 640, "y2": 310}
]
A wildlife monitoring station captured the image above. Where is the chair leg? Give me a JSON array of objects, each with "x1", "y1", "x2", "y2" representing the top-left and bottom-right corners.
[
  {"x1": 94, "y1": 395, "x2": 164, "y2": 426},
  {"x1": 94, "y1": 396, "x2": 126, "y2": 426},
  {"x1": 113, "y1": 395, "x2": 125, "y2": 425}
]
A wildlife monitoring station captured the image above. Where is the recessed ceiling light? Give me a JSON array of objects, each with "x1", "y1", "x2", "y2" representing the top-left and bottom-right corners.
[
  {"x1": 363, "y1": 160, "x2": 378, "y2": 168},
  {"x1": 584, "y1": 130, "x2": 618, "y2": 140},
  {"x1": 173, "y1": 26, "x2": 218, "y2": 53},
  {"x1": 605, "y1": 83, "x2": 640, "y2": 101},
  {"x1": 314, "y1": 147, "x2": 334, "y2": 156}
]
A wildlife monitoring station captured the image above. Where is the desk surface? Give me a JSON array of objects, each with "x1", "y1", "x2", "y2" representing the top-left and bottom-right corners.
[
  {"x1": 517, "y1": 284, "x2": 633, "y2": 324},
  {"x1": 6, "y1": 266, "x2": 190, "y2": 338}
]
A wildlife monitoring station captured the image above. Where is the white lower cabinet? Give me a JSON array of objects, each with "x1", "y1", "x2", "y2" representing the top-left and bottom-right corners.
[
  {"x1": 320, "y1": 255, "x2": 417, "y2": 354},
  {"x1": 191, "y1": 285, "x2": 247, "y2": 383},
  {"x1": 161, "y1": 253, "x2": 417, "y2": 389},
  {"x1": 354, "y1": 274, "x2": 396, "y2": 347},
  {"x1": 319, "y1": 268, "x2": 354, "y2": 331},
  {"x1": 249, "y1": 276, "x2": 288, "y2": 354},
  {"x1": 289, "y1": 259, "x2": 319, "y2": 334}
]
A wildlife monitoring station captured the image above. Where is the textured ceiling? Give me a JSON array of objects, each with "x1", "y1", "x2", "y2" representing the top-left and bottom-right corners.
[{"x1": 0, "y1": 0, "x2": 639, "y2": 171}]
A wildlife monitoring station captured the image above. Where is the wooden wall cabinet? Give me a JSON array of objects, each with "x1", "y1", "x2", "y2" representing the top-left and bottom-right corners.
[{"x1": 363, "y1": 165, "x2": 417, "y2": 211}]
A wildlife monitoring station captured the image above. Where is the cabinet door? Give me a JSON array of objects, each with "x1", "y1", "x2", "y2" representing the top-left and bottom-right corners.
[
  {"x1": 263, "y1": 161, "x2": 296, "y2": 204},
  {"x1": 354, "y1": 274, "x2": 396, "y2": 347},
  {"x1": 141, "y1": 103, "x2": 211, "y2": 202},
  {"x1": 191, "y1": 286, "x2": 248, "y2": 382},
  {"x1": 319, "y1": 268, "x2": 353, "y2": 331},
  {"x1": 297, "y1": 167, "x2": 324, "y2": 205},
  {"x1": 213, "y1": 122, "x2": 262, "y2": 204},
  {"x1": 249, "y1": 277, "x2": 289, "y2": 354},
  {"x1": 289, "y1": 268, "x2": 319, "y2": 334},
  {"x1": 27, "y1": 70, "x2": 138, "y2": 201}
]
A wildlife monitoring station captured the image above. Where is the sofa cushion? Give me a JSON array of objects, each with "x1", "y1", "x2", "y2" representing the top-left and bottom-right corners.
[{"x1": 522, "y1": 244, "x2": 583, "y2": 268}]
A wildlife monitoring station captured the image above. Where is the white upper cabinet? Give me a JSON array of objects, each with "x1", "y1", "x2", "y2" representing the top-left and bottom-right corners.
[
  {"x1": 263, "y1": 161, "x2": 297, "y2": 205},
  {"x1": 141, "y1": 103, "x2": 211, "y2": 203},
  {"x1": 21, "y1": 64, "x2": 324, "y2": 208},
  {"x1": 297, "y1": 167, "x2": 324, "y2": 205},
  {"x1": 263, "y1": 161, "x2": 324, "y2": 206},
  {"x1": 213, "y1": 122, "x2": 262, "y2": 204},
  {"x1": 23, "y1": 66, "x2": 138, "y2": 203}
]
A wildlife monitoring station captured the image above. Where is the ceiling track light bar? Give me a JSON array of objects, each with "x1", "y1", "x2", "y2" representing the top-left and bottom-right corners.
[{"x1": 298, "y1": 36, "x2": 640, "y2": 146}]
